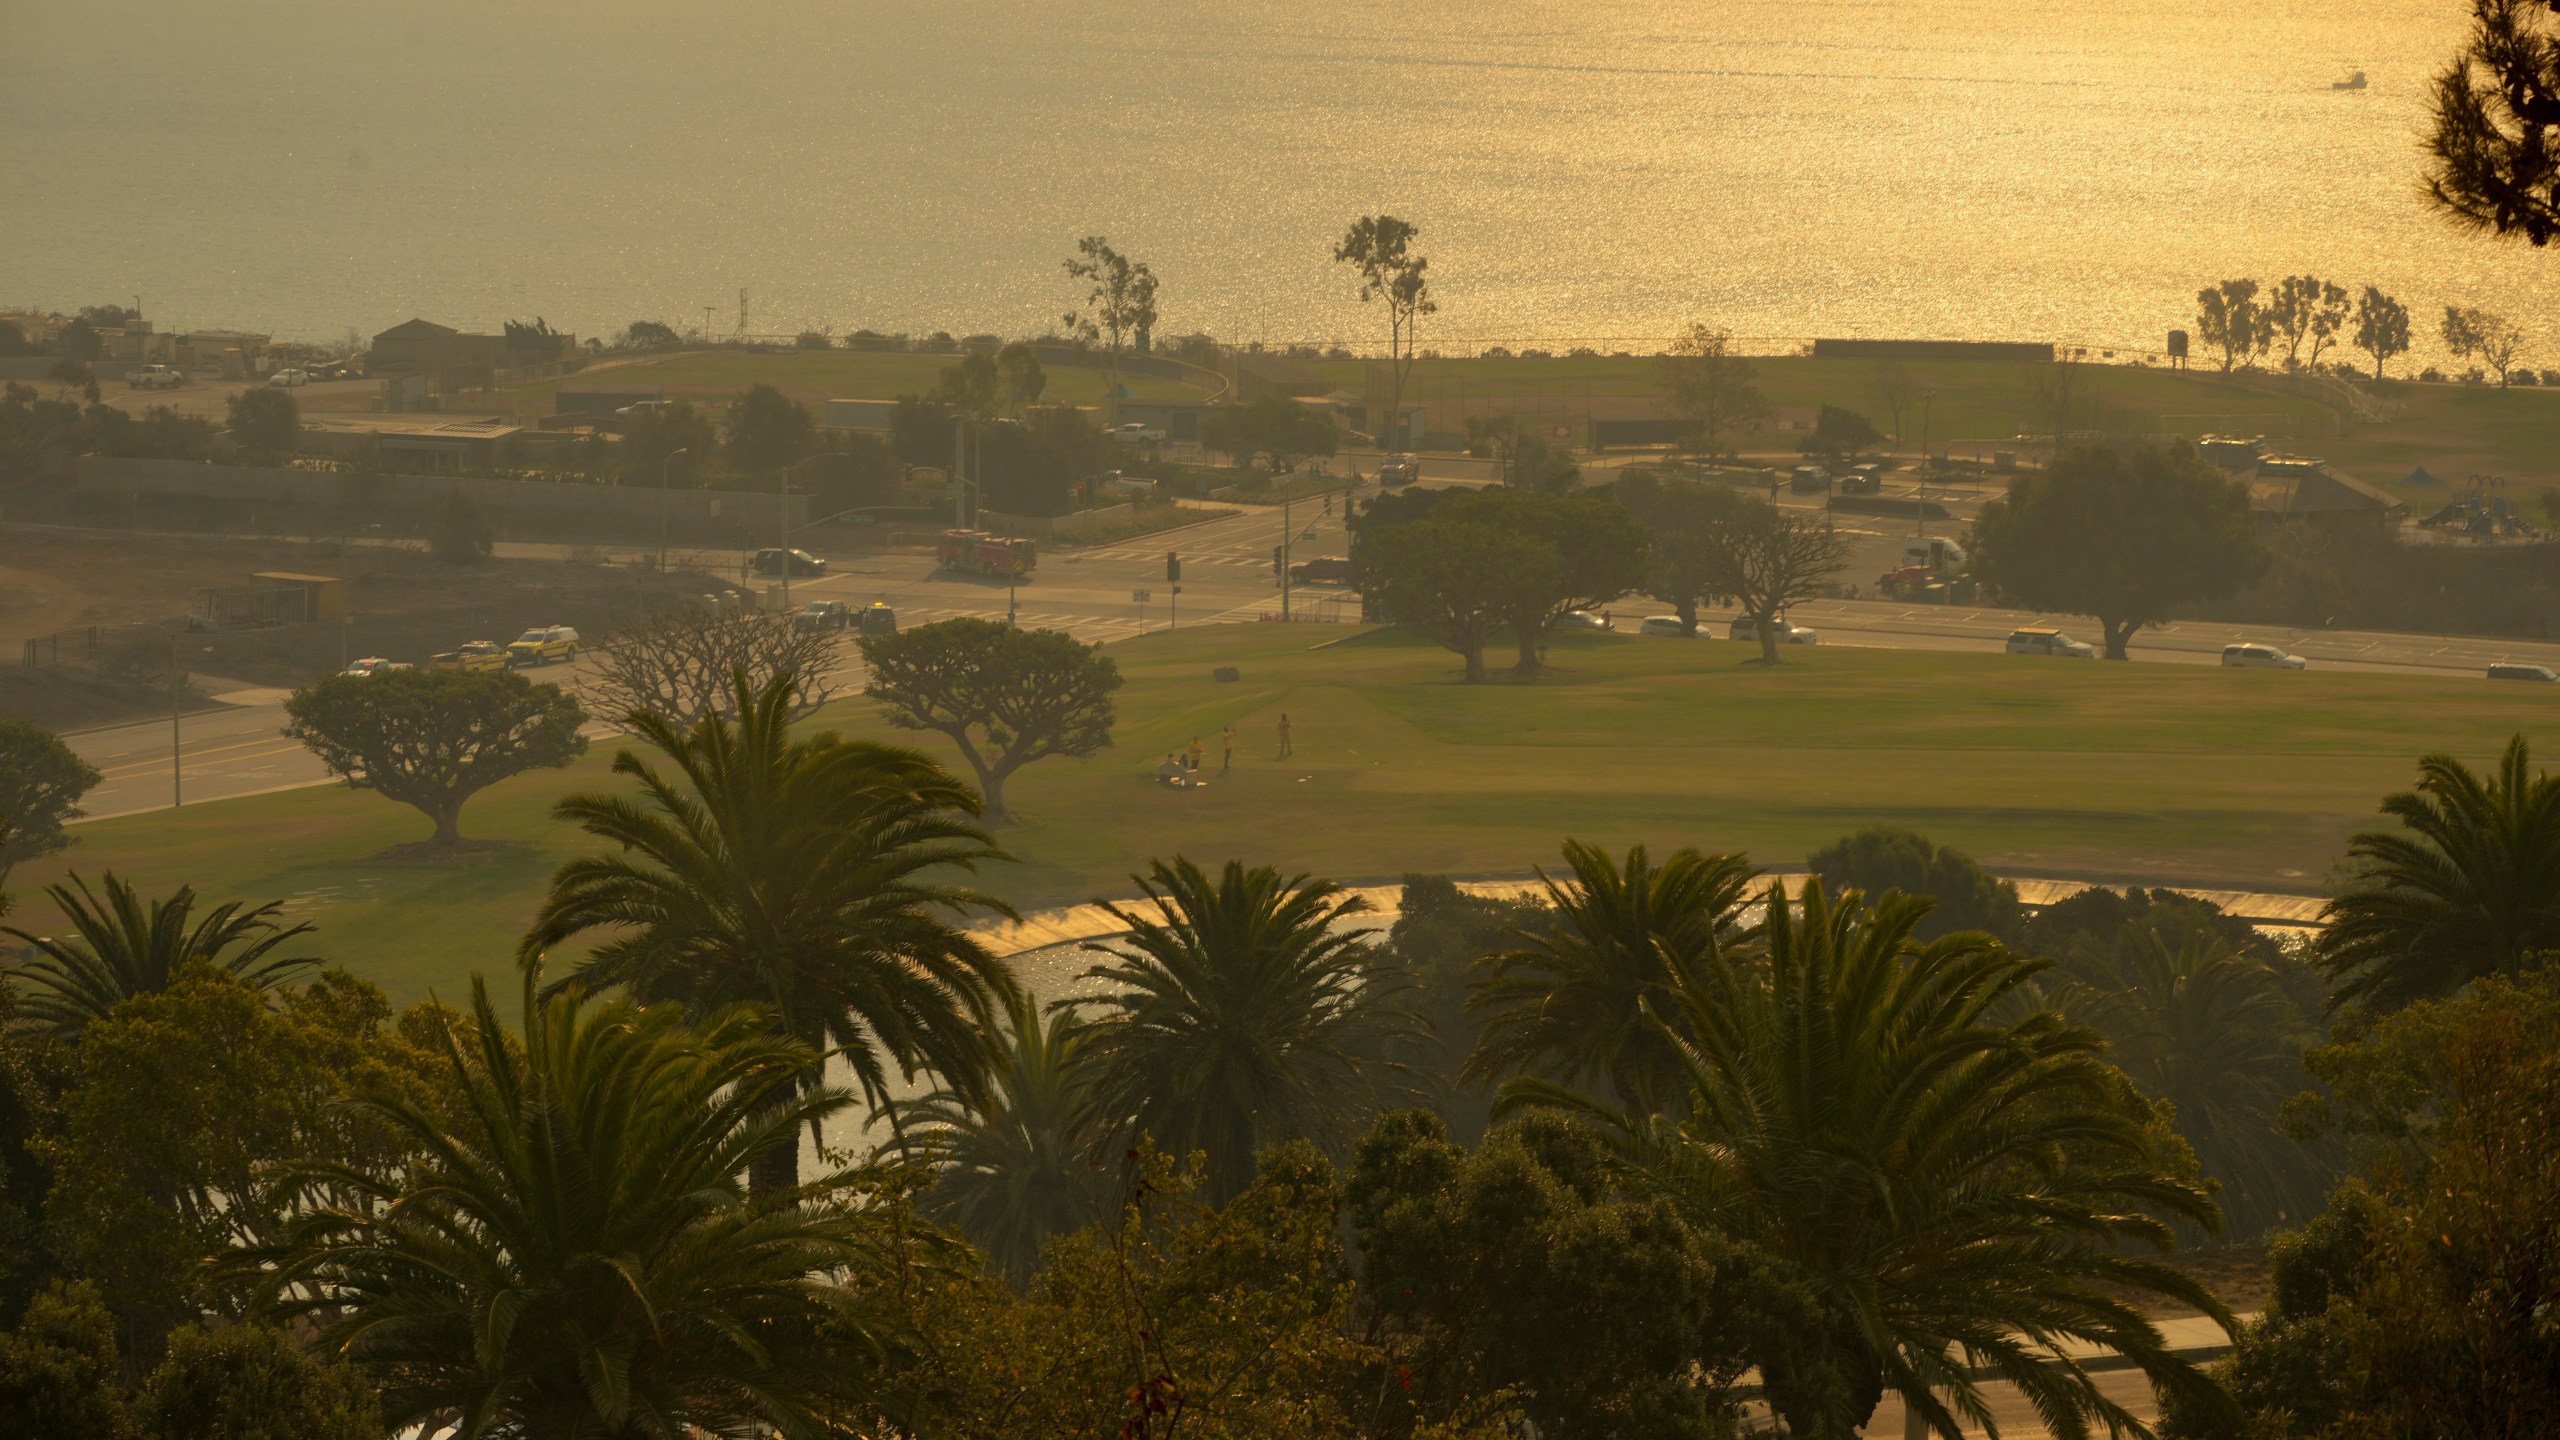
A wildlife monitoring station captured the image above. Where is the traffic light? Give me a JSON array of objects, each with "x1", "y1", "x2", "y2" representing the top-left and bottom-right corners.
[
  {"x1": 1165, "y1": 552, "x2": 1181, "y2": 583},
  {"x1": 1273, "y1": 545, "x2": 1284, "y2": 571}
]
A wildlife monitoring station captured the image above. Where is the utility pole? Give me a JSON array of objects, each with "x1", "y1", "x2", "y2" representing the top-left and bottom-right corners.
[
  {"x1": 657, "y1": 446, "x2": 689, "y2": 572},
  {"x1": 135, "y1": 623, "x2": 181, "y2": 808}
]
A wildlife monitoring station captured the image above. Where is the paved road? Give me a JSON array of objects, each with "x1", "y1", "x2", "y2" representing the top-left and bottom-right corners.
[
  {"x1": 68, "y1": 500, "x2": 1361, "y2": 820},
  {"x1": 64, "y1": 473, "x2": 2560, "y2": 821}
]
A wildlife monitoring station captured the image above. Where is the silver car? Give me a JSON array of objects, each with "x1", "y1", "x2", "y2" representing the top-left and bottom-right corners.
[{"x1": 2221, "y1": 643, "x2": 2307, "y2": 670}]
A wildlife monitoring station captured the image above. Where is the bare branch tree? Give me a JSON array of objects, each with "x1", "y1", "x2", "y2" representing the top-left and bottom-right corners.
[
  {"x1": 1697, "y1": 496, "x2": 1849, "y2": 664},
  {"x1": 585, "y1": 608, "x2": 844, "y2": 729}
]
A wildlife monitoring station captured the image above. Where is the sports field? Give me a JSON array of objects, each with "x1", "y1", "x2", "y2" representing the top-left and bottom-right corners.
[{"x1": 15, "y1": 626, "x2": 2547, "y2": 1005}]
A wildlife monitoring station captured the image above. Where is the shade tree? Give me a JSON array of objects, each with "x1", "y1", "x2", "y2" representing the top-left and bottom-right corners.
[
  {"x1": 857, "y1": 617, "x2": 1121, "y2": 822},
  {"x1": 283, "y1": 669, "x2": 586, "y2": 851},
  {"x1": 0, "y1": 717, "x2": 99, "y2": 891},
  {"x1": 1691, "y1": 492, "x2": 1849, "y2": 663},
  {"x1": 2266, "y1": 275, "x2": 2350, "y2": 372},
  {"x1": 1970, "y1": 442, "x2": 2267, "y2": 659}
]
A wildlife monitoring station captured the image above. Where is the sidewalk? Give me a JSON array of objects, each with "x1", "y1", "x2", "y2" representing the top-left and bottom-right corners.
[{"x1": 970, "y1": 873, "x2": 2326, "y2": 960}]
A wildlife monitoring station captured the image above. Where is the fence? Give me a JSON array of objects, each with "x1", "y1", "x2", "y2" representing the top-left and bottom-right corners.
[{"x1": 22, "y1": 627, "x2": 100, "y2": 669}]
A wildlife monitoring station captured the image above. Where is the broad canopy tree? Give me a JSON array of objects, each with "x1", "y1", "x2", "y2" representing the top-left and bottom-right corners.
[
  {"x1": 0, "y1": 716, "x2": 100, "y2": 890},
  {"x1": 858, "y1": 617, "x2": 1121, "y2": 822},
  {"x1": 1197, "y1": 395, "x2": 1338, "y2": 475},
  {"x1": 1355, "y1": 488, "x2": 1646, "y2": 677},
  {"x1": 284, "y1": 668, "x2": 587, "y2": 850},
  {"x1": 1972, "y1": 442, "x2": 2268, "y2": 660}
]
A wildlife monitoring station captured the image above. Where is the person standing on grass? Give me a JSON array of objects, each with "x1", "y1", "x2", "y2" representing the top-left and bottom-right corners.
[
  {"x1": 1186, "y1": 735, "x2": 1204, "y2": 772},
  {"x1": 1220, "y1": 723, "x2": 1235, "y2": 773},
  {"x1": 1276, "y1": 713, "x2": 1293, "y2": 759}
]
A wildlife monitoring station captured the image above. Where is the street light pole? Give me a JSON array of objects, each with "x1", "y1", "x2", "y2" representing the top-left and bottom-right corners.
[
  {"x1": 134, "y1": 623, "x2": 181, "y2": 808},
  {"x1": 1280, "y1": 487, "x2": 1293, "y2": 620},
  {"x1": 657, "y1": 447, "x2": 689, "y2": 573}
]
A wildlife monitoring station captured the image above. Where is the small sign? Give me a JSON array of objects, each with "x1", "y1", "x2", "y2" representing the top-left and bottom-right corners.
[{"x1": 1132, "y1": 589, "x2": 1152, "y2": 602}]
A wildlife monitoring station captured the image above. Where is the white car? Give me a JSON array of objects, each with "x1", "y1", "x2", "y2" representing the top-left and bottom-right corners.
[
  {"x1": 130, "y1": 364, "x2": 183, "y2": 390},
  {"x1": 1729, "y1": 615, "x2": 1819, "y2": 645},
  {"x1": 268, "y1": 368, "x2": 309, "y2": 388},
  {"x1": 2222, "y1": 643, "x2": 2307, "y2": 670},
  {"x1": 1638, "y1": 616, "x2": 1695, "y2": 637},
  {"x1": 2489, "y1": 662, "x2": 2560, "y2": 683},
  {"x1": 1109, "y1": 422, "x2": 1165, "y2": 444},
  {"x1": 1552, "y1": 611, "x2": 1615, "y2": 632},
  {"x1": 2006, "y1": 627, "x2": 2095, "y2": 658},
  {"x1": 615, "y1": 400, "x2": 669, "y2": 416},
  {"x1": 340, "y1": 657, "x2": 411, "y2": 677}
]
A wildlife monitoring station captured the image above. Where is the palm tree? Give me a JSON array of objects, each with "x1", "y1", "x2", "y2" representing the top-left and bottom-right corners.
[
  {"x1": 3, "y1": 872, "x2": 318, "y2": 1038},
  {"x1": 1579, "y1": 880, "x2": 2233, "y2": 1440},
  {"x1": 1464, "y1": 841, "x2": 1757, "y2": 1115},
  {"x1": 896, "y1": 986, "x2": 1108, "y2": 1285},
  {"x1": 2052, "y1": 928, "x2": 2334, "y2": 1239},
  {"x1": 525, "y1": 672, "x2": 1018, "y2": 1193},
  {"x1": 246, "y1": 971, "x2": 886, "y2": 1440},
  {"x1": 2317, "y1": 735, "x2": 2560, "y2": 1015},
  {"x1": 1074, "y1": 857, "x2": 1420, "y2": 1201}
]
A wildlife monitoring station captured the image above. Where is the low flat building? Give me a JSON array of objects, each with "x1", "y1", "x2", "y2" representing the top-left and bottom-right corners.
[{"x1": 368, "y1": 318, "x2": 510, "y2": 388}]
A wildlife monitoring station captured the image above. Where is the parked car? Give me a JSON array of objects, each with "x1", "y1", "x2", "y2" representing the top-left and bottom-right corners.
[
  {"x1": 2488, "y1": 662, "x2": 2559, "y2": 682},
  {"x1": 267, "y1": 368, "x2": 309, "y2": 388},
  {"x1": 794, "y1": 600, "x2": 851, "y2": 632},
  {"x1": 1288, "y1": 555, "x2": 1353, "y2": 584},
  {"x1": 130, "y1": 364, "x2": 183, "y2": 390},
  {"x1": 1638, "y1": 616, "x2": 1696, "y2": 637},
  {"x1": 1109, "y1": 422, "x2": 1165, "y2": 444},
  {"x1": 507, "y1": 625, "x2": 580, "y2": 666},
  {"x1": 2006, "y1": 627, "x2": 2096, "y2": 658},
  {"x1": 751, "y1": 547, "x2": 828, "y2": 577},
  {"x1": 1552, "y1": 611, "x2": 1615, "y2": 632},
  {"x1": 429, "y1": 640, "x2": 512, "y2": 673},
  {"x1": 1841, "y1": 463, "x2": 1885, "y2": 495},
  {"x1": 340, "y1": 657, "x2": 412, "y2": 677},
  {"x1": 615, "y1": 399, "x2": 669, "y2": 416},
  {"x1": 1788, "y1": 465, "x2": 1831, "y2": 494},
  {"x1": 1729, "y1": 615, "x2": 1819, "y2": 645},
  {"x1": 857, "y1": 603, "x2": 898, "y2": 636},
  {"x1": 2222, "y1": 642, "x2": 2307, "y2": 670}
]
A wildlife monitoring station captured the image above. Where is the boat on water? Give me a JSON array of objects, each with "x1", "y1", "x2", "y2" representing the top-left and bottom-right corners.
[{"x1": 2333, "y1": 69, "x2": 2368, "y2": 90}]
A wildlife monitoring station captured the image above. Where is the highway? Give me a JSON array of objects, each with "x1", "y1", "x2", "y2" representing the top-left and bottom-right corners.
[{"x1": 64, "y1": 478, "x2": 2560, "y2": 822}]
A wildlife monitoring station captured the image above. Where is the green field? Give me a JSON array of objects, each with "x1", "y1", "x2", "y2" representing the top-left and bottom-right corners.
[
  {"x1": 1308, "y1": 354, "x2": 2560, "y2": 496},
  {"x1": 15, "y1": 627, "x2": 2549, "y2": 1007},
  {"x1": 502, "y1": 350, "x2": 1214, "y2": 414}
]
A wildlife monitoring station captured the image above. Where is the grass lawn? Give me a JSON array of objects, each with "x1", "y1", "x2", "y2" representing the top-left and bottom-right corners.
[
  {"x1": 502, "y1": 351, "x2": 1212, "y2": 414},
  {"x1": 1308, "y1": 355, "x2": 2333, "y2": 447},
  {"x1": 17, "y1": 627, "x2": 2548, "y2": 1006},
  {"x1": 1307, "y1": 355, "x2": 2560, "y2": 493}
]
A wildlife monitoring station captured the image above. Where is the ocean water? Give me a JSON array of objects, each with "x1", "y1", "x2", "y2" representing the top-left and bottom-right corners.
[{"x1": 4, "y1": 0, "x2": 2548, "y2": 360}]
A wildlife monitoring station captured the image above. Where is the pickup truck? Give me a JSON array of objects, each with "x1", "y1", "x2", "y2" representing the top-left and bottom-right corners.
[
  {"x1": 430, "y1": 640, "x2": 512, "y2": 673},
  {"x1": 507, "y1": 625, "x2": 580, "y2": 666},
  {"x1": 130, "y1": 364, "x2": 183, "y2": 390}
]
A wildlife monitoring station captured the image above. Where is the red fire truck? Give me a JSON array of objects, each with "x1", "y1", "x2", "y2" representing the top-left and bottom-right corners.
[{"x1": 937, "y1": 529, "x2": 1037, "y2": 579}]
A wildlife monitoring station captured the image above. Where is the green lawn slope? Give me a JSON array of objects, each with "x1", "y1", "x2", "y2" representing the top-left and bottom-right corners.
[{"x1": 16, "y1": 626, "x2": 2549, "y2": 1005}]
